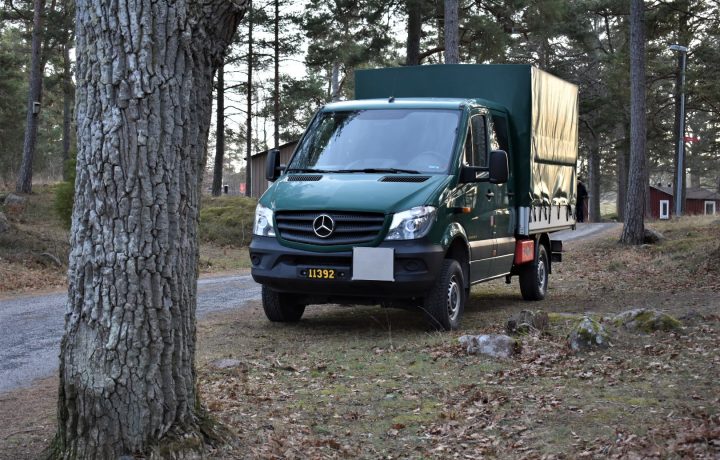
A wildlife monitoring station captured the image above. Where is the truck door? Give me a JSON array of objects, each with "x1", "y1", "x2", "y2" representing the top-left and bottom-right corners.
[
  {"x1": 488, "y1": 113, "x2": 515, "y2": 277},
  {"x1": 452, "y1": 112, "x2": 496, "y2": 283}
]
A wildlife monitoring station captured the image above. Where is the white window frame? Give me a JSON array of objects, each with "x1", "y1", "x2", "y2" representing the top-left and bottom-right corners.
[
  {"x1": 659, "y1": 199, "x2": 670, "y2": 220},
  {"x1": 704, "y1": 201, "x2": 716, "y2": 215}
]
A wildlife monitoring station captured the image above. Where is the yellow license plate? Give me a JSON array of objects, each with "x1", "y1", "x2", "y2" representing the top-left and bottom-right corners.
[{"x1": 303, "y1": 268, "x2": 336, "y2": 279}]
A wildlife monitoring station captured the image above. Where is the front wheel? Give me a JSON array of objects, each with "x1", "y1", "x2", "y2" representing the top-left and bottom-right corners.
[
  {"x1": 262, "y1": 286, "x2": 306, "y2": 322},
  {"x1": 519, "y1": 243, "x2": 548, "y2": 301},
  {"x1": 424, "y1": 259, "x2": 466, "y2": 331}
]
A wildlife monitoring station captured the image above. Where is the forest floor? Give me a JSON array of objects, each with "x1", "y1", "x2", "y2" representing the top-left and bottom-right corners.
[
  {"x1": 1, "y1": 188, "x2": 719, "y2": 458},
  {"x1": 0, "y1": 186, "x2": 255, "y2": 295}
]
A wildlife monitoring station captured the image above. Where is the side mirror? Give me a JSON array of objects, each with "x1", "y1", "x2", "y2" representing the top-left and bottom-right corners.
[
  {"x1": 265, "y1": 148, "x2": 281, "y2": 182},
  {"x1": 488, "y1": 150, "x2": 509, "y2": 184}
]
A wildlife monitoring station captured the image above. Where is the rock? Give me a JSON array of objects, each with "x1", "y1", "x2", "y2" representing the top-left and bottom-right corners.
[
  {"x1": 459, "y1": 334, "x2": 521, "y2": 358},
  {"x1": 3, "y1": 192, "x2": 27, "y2": 207},
  {"x1": 3, "y1": 193, "x2": 27, "y2": 216},
  {"x1": 612, "y1": 308, "x2": 682, "y2": 333},
  {"x1": 643, "y1": 228, "x2": 665, "y2": 244},
  {"x1": 0, "y1": 212, "x2": 9, "y2": 234},
  {"x1": 567, "y1": 316, "x2": 610, "y2": 352},
  {"x1": 209, "y1": 358, "x2": 244, "y2": 369},
  {"x1": 506, "y1": 310, "x2": 550, "y2": 335}
]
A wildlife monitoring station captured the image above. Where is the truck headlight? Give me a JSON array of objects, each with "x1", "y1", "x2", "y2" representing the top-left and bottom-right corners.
[
  {"x1": 253, "y1": 204, "x2": 276, "y2": 237},
  {"x1": 386, "y1": 206, "x2": 436, "y2": 240}
]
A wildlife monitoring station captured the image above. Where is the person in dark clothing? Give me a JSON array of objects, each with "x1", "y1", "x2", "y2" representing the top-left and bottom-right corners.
[{"x1": 576, "y1": 179, "x2": 588, "y2": 223}]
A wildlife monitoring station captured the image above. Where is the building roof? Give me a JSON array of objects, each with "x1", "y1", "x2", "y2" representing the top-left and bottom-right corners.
[
  {"x1": 651, "y1": 184, "x2": 720, "y2": 200},
  {"x1": 253, "y1": 140, "x2": 299, "y2": 158}
]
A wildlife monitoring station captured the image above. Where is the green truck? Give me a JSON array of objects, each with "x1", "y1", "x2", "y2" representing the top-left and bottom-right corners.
[{"x1": 249, "y1": 64, "x2": 579, "y2": 330}]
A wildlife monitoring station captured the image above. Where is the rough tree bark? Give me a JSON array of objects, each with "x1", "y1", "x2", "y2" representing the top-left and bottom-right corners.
[
  {"x1": 406, "y1": 0, "x2": 422, "y2": 66},
  {"x1": 15, "y1": 0, "x2": 45, "y2": 194},
  {"x1": 53, "y1": 1, "x2": 247, "y2": 458},
  {"x1": 443, "y1": 0, "x2": 459, "y2": 64},
  {"x1": 212, "y1": 64, "x2": 226, "y2": 197},
  {"x1": 620, "y1": 0, "x2": 646, "y2": 245}
]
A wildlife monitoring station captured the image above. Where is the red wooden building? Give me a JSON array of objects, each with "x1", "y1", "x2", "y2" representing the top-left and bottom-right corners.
[{"x1": 649, "y1": 184, "x2": 720, "y2": 219}]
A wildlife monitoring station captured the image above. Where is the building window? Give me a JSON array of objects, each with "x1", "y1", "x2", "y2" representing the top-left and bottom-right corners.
[
  {"x1": 705, "y1": 201, "x2": 716, "y2": 215},
  {"x1": 659, "y1": 200, "x2": 670, "y2": 220}
]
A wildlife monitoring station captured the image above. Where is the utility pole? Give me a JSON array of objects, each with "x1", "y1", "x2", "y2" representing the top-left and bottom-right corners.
[{"x1": 669, "y1": 44, "x2": 688, "y2": 217}]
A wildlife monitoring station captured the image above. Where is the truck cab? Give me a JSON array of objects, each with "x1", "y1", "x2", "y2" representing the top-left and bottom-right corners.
[{"x1": 250, "y1": 65, "x2": 578, "y2": 330}]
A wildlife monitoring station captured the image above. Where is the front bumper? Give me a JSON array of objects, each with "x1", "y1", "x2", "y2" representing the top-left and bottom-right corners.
[{"x1": 249, "y1": 237, "x2": 445, "y2": 303}]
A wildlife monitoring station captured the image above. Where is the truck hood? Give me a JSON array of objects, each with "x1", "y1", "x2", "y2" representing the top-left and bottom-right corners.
[{"x1": 263, "y1": 173, "x2": 451, "y2": 214}]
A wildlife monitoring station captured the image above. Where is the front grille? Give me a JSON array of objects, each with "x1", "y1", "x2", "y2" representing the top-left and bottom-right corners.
[
  {"x1": 275, "y1": 211, "x2": 386, "y2": 245},
  {"x1": 379, "y1": 176, "x2": 430, "y2": 183}
]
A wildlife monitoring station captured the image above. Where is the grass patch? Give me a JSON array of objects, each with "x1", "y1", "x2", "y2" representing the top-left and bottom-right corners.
[{"x1": 199, "y1": 195, "x2": 256, "y2": 248}]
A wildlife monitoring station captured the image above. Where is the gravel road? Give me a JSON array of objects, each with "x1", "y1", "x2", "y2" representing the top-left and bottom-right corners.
[
  {"x1": 0, "y1": 274, "x2": 261, "y2": 393},
  {"x1": 0, "y1": 222, "x2": 619, "y2": 394}
]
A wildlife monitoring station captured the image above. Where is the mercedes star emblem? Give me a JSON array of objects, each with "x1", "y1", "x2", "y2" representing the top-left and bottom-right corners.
[{"x1": 312, "y1": 214, "x2": 335, "y2": 238}]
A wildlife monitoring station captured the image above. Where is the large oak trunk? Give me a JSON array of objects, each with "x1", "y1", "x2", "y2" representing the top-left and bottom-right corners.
[{"x1": 54, "y1": 1, "x2": 246, "y2": 457}]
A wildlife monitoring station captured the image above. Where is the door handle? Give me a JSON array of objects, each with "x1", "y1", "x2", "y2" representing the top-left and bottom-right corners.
[{"x1": 485, "y1": 191, "x2": 495, "y2": 199}]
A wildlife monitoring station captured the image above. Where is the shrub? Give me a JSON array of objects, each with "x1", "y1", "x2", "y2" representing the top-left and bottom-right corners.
[{"x1": 199, "y1": 195, "x2": 257, "y2": 247}]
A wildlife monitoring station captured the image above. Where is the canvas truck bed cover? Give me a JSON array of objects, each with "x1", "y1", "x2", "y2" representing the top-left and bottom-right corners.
[{"x1": 355, "y1": 64, "x2": 579, "y2": 218}]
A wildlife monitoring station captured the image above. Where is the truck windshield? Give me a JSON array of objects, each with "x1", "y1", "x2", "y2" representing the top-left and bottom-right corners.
[{"x1": 288, "y1": 109, "x2": 460, "y2": 174}]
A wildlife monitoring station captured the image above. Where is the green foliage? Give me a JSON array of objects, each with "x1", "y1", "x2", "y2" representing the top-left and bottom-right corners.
[
  {"x1": 53, "y1": 158, "x2": 75, "y2": 229},
  {"x1": 0, "y1": 25, "x2": 27, "y2": 186},
  {"x1": 199, "y1": 195, "x2": 257, "y2": 247}
]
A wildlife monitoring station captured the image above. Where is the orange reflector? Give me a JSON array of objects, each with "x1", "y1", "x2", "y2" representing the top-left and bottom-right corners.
[
  {"x1": 514, "y1": 240, "x2": 535, "y2": 265},
  {"x1": 462, "y1": 207, "x2": 472, "y2": 214}
]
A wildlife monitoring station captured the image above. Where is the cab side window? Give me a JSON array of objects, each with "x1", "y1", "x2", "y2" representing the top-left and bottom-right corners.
[{"x1": 464, "y1": 115, "x2": 488, "y2": 167}]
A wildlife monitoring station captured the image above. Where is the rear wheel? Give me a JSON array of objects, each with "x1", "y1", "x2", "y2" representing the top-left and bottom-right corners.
[
  {"x1": 519, "y1": 243, "x2": 548, "y2": 301},
  {"x1": 262, "y1": 286, "x2": 305, "y2": 322},
  {"x1": 424, "y1": 259, "x2": 466, "y2": 331}
]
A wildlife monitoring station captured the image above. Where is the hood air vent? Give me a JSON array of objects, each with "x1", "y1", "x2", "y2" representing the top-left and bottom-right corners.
[
  {"x1": 287, "y1": 175, "x2": 323, "y2": 182},
  {"x1": 379, "y1": 176, "x2": 430, "y2": 183}
]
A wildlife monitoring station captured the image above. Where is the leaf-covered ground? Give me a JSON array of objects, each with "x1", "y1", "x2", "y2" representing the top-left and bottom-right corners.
[
  {"x1": 1, "y1": 217, "x2": 718, "y2": 459},
  {"x1": 194, "y1": 217, "x2": 720, "y2": 459}
]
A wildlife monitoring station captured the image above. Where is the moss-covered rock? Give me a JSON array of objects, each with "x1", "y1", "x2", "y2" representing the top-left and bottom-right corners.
[
  {"x1": 506, "y1": 310, "x2": 550, "y2": 335},
  {"x1": 567, "y1": 316, "x2": 610, "y2": 352},
  {"x1": 612, "y1": 308, "x2": 682, "y2": 333}
]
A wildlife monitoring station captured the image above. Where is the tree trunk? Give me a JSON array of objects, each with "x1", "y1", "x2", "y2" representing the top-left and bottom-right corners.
[
  {"x1": 620, "y1": 0, "x2": 646, "y2": 245},
  {"x1": 406, "y1": 0, "x2": 422, "y2": 66},
  {"x1": 212, "y1": 64, "x2": 225, "y2": 197},
  {"x1": 61, "y1": 42, "x2": 72, "y2": 181},
  {"x1": 672, "y1": 6, "x2": 690, "y2": 215},
  {"x1": 245, "y1": 1, "x2": 253, "y2": 198},
  {"x1": 53, "y1": 1, "x2": 246, "y2": 457},
  {"x1": 443, "y1": 0, "x2": 459, "y2": 64},
  {"x1": 273, "y1": 0, "x2": 280, "y2": 148},
  {"x1": 15, "y1": 0, "x2": 45, "y2": 194}
]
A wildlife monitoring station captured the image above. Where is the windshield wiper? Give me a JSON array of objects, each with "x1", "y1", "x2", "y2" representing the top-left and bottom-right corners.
[
  {"x1": 285, "y1": 168, "x2": 332, "y2": 173},
  {"x1": 331, "y1": 168, "x2": 423, "y2": 174}
]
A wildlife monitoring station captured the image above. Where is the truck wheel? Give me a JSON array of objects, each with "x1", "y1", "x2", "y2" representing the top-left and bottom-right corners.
[
  {"x1": 519, "y1": 243, "x2": 548, "y2": 301},
  {"x1": 262, "y1": 286, "x2": 305, "y2": 322},
  {"x1": 424, "y1": 259, "x2": 465, "y2": 331}
]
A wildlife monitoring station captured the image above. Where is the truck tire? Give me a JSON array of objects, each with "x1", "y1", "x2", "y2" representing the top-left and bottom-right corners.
[
  {"x1": 262, "y1": 286, "x2": 305, "y2": 322},
  {"x1": 519, "y1": 243, "x2": 548, "y2": 301},
  {"x1": 424, "y1": 259, "x2": 465, "y2": 331}
]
